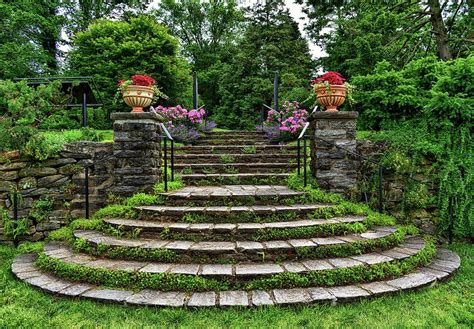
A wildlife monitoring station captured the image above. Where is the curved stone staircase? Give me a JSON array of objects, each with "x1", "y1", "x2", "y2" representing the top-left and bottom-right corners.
[{"x1": 12, "y1": 131, "x2": 460, "y2": 307}]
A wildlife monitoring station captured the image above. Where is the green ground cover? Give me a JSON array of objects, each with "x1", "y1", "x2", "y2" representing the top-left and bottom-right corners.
[{"x1": 0, "y1": 242, "x2": 471, "y2": 328}]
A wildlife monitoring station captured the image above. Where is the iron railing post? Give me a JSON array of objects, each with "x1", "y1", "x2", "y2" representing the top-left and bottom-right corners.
[
  {"x1": 85, "y1": 166, "x2": 90, "y2": 219},
  {"x1": 164, "y1": 138, "x2": 168, "y2": 192},
  {"x1": 171, "y1": 139, "x2": 175, "y2": 182},
  {"x1": 297, "y1": 139, "x2": 301, "y2": 175},
  {"x1": 303, "y1": 138, "x2": 307, "y2": 187},
  {"x1": 193, "y1": 72, "x2": 198, "y2": 111},
  {"x1": 82, "y1": 92, "x2": 87, "y2": 127},
  {"x1": 378, "y1": 166, "x2": 383, "y2": 213},
  {"x1": 448, "y1": 196, "x2": 454, "y2": 244},
  {"x1": 13, "y1": 191, "x2": 18, "y2": 222}
]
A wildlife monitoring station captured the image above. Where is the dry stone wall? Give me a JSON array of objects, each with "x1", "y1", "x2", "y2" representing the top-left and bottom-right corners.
[
  {"x1": 356, "y1": 139, "x2": 439, "y2": 234},
  {"x1": 0, "y1": 112, "x2": 163, "y2": 244},
  {"x1": 0, "y1": 142, "x2": 114, "y2": 244}
]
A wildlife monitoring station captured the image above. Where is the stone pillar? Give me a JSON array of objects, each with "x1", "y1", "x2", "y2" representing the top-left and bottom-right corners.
[
  {"x1": 309, "y1": 111, "x2": 358, "y2": 195},
  {"x1": 111, "y1": 112, "x2": 162, "y2": 197}
]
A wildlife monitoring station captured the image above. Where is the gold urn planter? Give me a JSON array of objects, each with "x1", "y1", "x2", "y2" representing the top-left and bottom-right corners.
[
  {"x1": 122, "y1": 85, "x2": 154, "y2": 113},
  {"x1": 314, "y1": 84, "x2": 347, "y2": 112}
]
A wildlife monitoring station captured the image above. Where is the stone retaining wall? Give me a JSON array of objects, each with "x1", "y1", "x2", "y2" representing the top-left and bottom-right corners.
[
  {"x1": 356, "y1": 139, "x2": 438, "y2": 234},
  {"x1": 0, "y1": 142, "x2": 114, "y2": 244},
  {"x1": 0, "y1": 112, "x2": 164, "y2": 244}
]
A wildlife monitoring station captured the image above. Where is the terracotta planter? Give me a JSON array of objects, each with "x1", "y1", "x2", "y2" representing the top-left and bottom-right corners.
[
  {"x1": 122, "y1": 85, "x2": 154, "y2": 113},
  {"x1": 314, "y1": 84, "x2": 347, "y2": 112}
]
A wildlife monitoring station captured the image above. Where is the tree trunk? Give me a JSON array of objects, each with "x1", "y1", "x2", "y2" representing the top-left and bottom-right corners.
[{"x1": 428, "y1": 0, "x2": 452, "y2": 60}]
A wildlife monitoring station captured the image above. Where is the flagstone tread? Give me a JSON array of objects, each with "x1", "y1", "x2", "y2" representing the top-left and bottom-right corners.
[
  {"x1": 103, "y1": 215, "x2": 366, "y2": 234},
  {"x1": 160, "y1": 185, "x2": 304, "y2": 198},
  {"x1": 136, "y1": 203, "x2": 330, "y2": 217},
  {"x1": 175, "y1": 163, "x2": 297, "y2": 168},
  {"x1": 41, "y1": 240, "x2": 425, "y2": 278},
  {"x1": 12, "y1": 248, "x2": 460, "y2": 307},
  {"x1": 181, "y1": 173, "x2": 292, "y2": 180},
  {"x1": 72, "y1": 226, "x2": 399, "y2": 258},
  {"x1": 175, "y1": 145, "x2": 298, "y2": 150}
]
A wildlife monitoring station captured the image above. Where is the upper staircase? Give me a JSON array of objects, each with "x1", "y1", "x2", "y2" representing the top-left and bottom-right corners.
[{"x1": 173, "y1": 130, "x2": 298, "y2": 184}]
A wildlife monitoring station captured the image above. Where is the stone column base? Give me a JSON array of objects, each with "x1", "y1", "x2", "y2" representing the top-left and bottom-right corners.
[{"x1": 309, "y1": 111, "x2": 358, "y2": 195}]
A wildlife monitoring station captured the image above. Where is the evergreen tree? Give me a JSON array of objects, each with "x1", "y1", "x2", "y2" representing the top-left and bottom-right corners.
[
  {"x1": 214, "y1": 0, "x2": 314, "y2": 129},
  {"x1": 155, "y1": 0, "x2": 244, "y2": 112},
  {"x1": 0, "y1": 0, "x2": 63, "y2": 79}
]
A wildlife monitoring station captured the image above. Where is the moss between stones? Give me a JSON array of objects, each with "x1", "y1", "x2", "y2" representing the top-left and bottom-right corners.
[
  {"x1": 70, "y1": 227, "x2": 412, "y2": 264},
  {"x1": 35, "y1": 237, "x2": 436, "y2": 292}
]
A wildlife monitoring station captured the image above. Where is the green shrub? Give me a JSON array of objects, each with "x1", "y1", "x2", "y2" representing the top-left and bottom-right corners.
[{"x1": 93, "y1": 205, "x2": 136, "y2": 219}]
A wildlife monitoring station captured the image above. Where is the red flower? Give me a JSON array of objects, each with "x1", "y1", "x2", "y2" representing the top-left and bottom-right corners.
[
  {"x1": 117, "y1": 80, "x2": 126, "y2": 86},
  {"x1": 311, "y1": 71, "x2": 346, "y2": 85},
  {"x1": 131, "y1": 74, "x2": 156, "y2": 86}
]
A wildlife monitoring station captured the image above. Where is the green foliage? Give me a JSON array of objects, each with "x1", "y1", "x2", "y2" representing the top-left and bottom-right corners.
[
  {"x1": 301, "y1": 1, "x2": 471, "y2": 77},
  {"x1": 213, "y1": 0, "x2": 314, "y2": 129},
  {"x1": 28, "y1": 196, "x2": 54, "y2": 223},
  {"x1": 36, "y1": 252, "x2": 229, "y2": 292},
  {"x1": 219, "y1": 154, "x2": 235, "y2": 164},
  {"x1": 0, "y1": 1, "x2": 62, "y2": 79},
  {"x1": 47, "y1": 227, "x2": 74, "y2": 243},
  {"x1": 73, "y1": 238, "x2": 178, "y2": 262},
  {"x1": 93, "y1": 205, "x2": 136, "y2": 219},
  {"x1": 241, "y1": 146, "x2": 256, "y2": 154},
  {"x1": 252, "y1": 222, "x2": 367, "y2": 241},
  {"x1": 68, "y1": 15, "x2": 191, "y2": 122},
  {"x1": 0, "y1": 206, "x2": 30, "y2": 239},
  {"x1": 154, "y1": 0, "x2": 243, "y2": 112},
  {"x1": 125, "y1": 193, "x2": 159, "y2": 207},
  {"x1": 17, "y1": 241, "x2": 45, "y2": 254},
  {"x1": 153, "y1": 177, "x2": 184, "y2": 194},
  {"x1": 0, "y1": 79, "x2": 109, "y2": 159}
]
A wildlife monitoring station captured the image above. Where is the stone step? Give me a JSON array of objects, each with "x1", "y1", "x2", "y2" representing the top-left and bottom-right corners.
[
  {"x1": 194, "y1": 139, "x2": 270, "y2": 145},
  {"x1": 103, "y1": 215, "x2": 366, "y2": 239},
  {"x1": 181, "y1": 173, "x2": 292, "y2": 185},
  {"x1": 174, "y1": 145, "x2": 298, "y2": 155},
  {"x1": 38, "y1": 238, "x2": 423, "y2": 282},
  {"x1": 159, "y1": 185, "x2": 304, "y2": 205},
  {"x1": 205, "y1": 131, "x2": 265, "y2": 137},
  {"x1": 169, "y1": 153, "x2": 295, "y2": 165},
  {"x1": 12, "y1": 248, "x2": 460, "y2": 307},
  {"x1": 175, "y1": 163, "x2": 298, "y2": 174},
  {"x1": 72, "y1": 226, "x2": 399, "y2": 263},
  {"x1": 136, "y1": 203, "x2": 330, "y2": 221}
]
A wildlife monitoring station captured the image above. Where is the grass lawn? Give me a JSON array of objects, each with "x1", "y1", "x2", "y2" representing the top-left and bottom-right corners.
[{"x1": 0, "y1": 243, "x2": 472, "y2": 328}]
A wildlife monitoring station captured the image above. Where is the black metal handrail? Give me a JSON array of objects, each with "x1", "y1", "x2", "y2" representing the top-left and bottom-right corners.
[{"x1": 159, "y1": 123, "x2": 174, "y2": 192}]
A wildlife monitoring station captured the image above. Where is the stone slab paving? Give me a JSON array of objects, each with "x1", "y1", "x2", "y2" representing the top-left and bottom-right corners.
[
  {"x1": 11, "y1": 248, "x2": 460, "y2": 307},
  {"x1": 104, "y1": 215, "x2": 366, "y2": 234},
  {"x1": 38, "y1": 237, "x2": 422, "y2": 279},
  {"x1": 137, "y1": 203, "x2": 330, "y2": 216},
  {"x1": 72, "y1": 226, "x2": 399, "y2": 257},
  {"x1": 160, "y1": 185, "x2": 304, "y2": 198}
]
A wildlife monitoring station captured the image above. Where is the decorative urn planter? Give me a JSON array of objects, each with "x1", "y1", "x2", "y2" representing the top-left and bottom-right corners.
[
  {"x1": 122, "y1": 85, "x2": 154, "y2": 113},
  {"x1": 314, "y1": 84, "x2": 347, "y2": 112}
]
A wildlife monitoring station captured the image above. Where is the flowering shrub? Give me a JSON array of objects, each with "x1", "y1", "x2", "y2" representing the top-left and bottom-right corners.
[
  {"x1": 263, "y1": 101, "x2": 308, "y2": 140},
  {"x1": 151, "y1": 105, "x2": 213, "y2": 143},
  {"x1": 200, "y1": 120, "x2": 217, "y2": 133},
  {"x1": 168, "y1": 125, "x2": 200, "y2": 143},
  {"x1": 152, "y1": 105, "x2": 205, "y2": 127}
]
